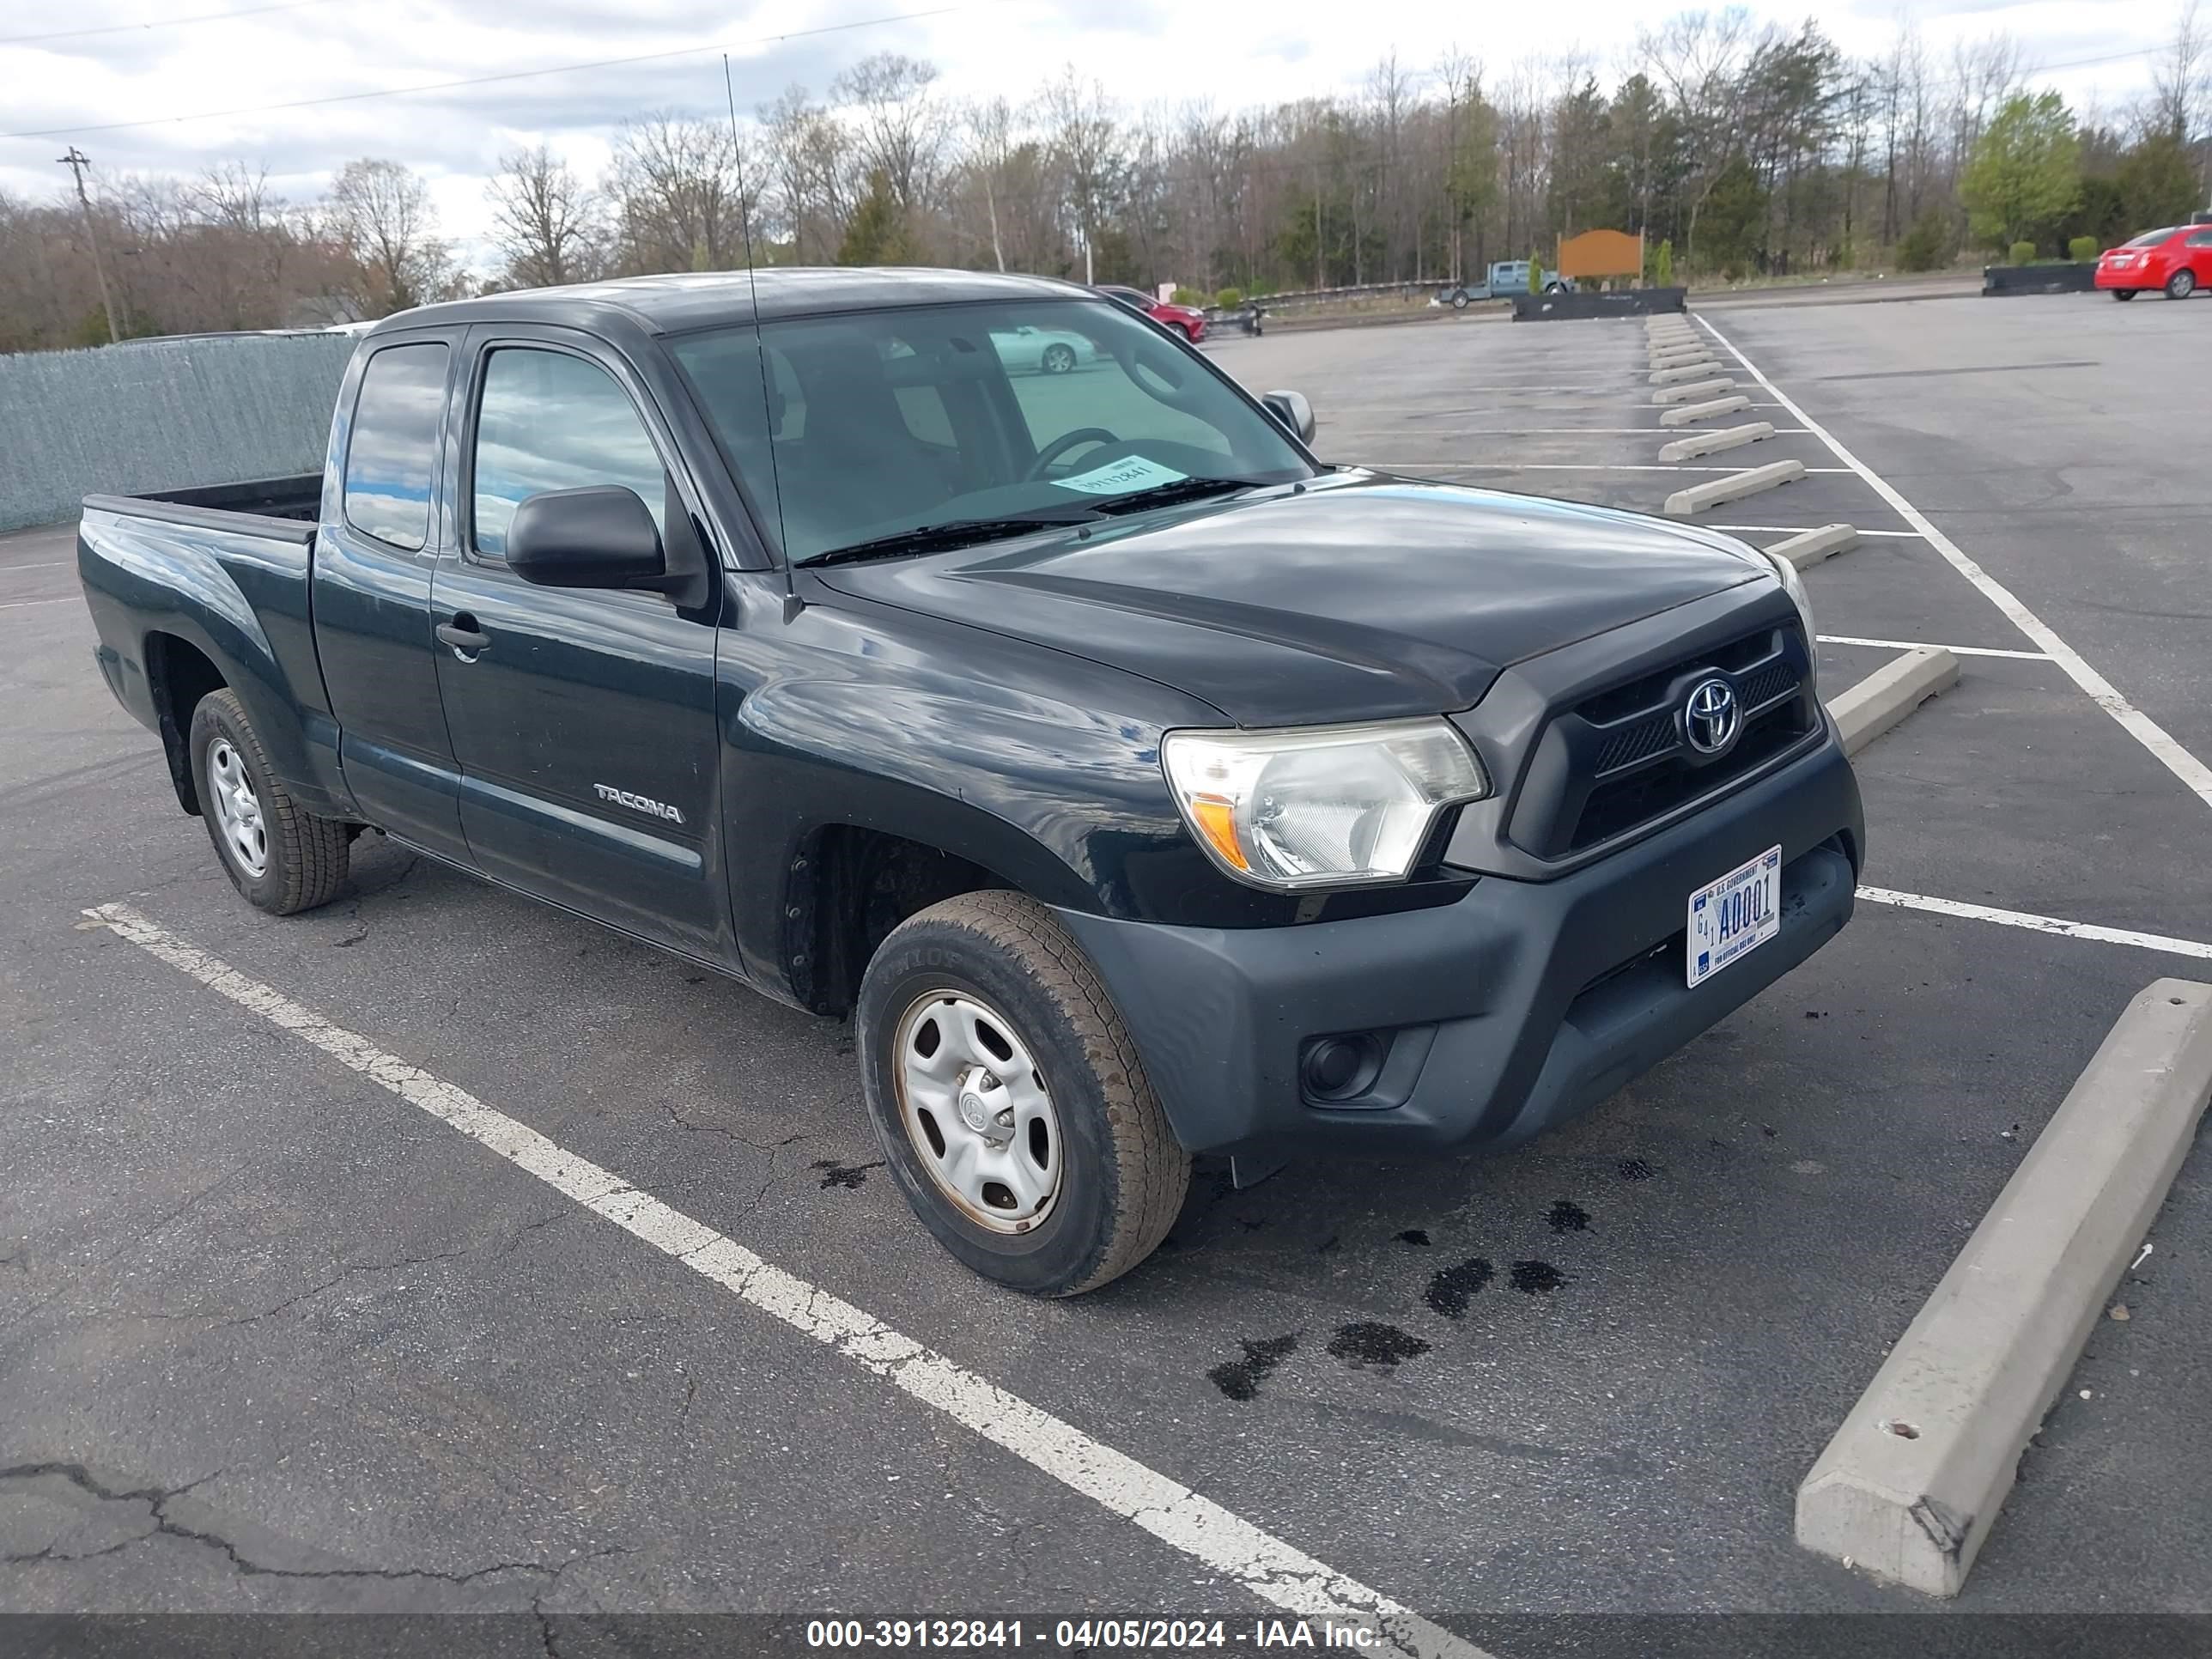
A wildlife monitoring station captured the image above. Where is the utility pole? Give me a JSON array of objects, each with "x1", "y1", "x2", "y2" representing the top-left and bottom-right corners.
[{"x1": 57, "y1": 145, "x2": 121, "y2": 345}]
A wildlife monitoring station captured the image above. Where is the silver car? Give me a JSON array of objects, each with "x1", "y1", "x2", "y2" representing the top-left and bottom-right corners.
[{"x1": 989, "y1": 324, "x2": 1097, "y2": 374}]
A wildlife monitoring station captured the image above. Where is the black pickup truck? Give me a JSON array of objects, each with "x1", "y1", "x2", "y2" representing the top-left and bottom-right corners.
[{"x1": 80, "y1": 268, "x2": 1863, "y2": 1295}]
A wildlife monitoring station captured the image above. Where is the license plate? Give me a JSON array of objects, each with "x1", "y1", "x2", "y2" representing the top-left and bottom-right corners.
[{"x1": 1686, "y1": 845, "x2": 1782, "y2": 988}]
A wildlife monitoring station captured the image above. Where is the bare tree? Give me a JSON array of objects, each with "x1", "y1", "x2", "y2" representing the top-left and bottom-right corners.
[
  {"x1": 487, "y1": 145, "x2": 605, "y2": 289},
  {"x1": 835, "y1": 52, "x2": 944, "y2": 212},
  {"x1": 760, "y1": 87, "x2": 852, "y2": 264},
  {"x1": 1037, "y1": 66, "x2": 1123, "y2": 284},
  {"x1": 610, "y1": 113, "x2": 754, "y2": 273},
  {"x1": 962, "y1": 95, "x2": 1017, "y2": 270},
  {"x1": 325, "y1": 157, "x2": 452, "y2": 316}
]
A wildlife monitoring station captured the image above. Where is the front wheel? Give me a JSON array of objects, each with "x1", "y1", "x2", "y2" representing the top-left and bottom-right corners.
[
  {"x1": 1041, "y1": 343, "x2": 1077, "y2": 374},
  {"x1": 857, "y1": 892, "x2": 1190, "y2": 1296},
  {"x1": 2166, "y1": 270, "x2": 2196, "y2": 300},
  {"x1": 1449, "y1": 292, "x2": 1469, "y2": 310},
  {"x1": 189, "y1": 689, "x2": 351, "y2": 914},
  {"x1": 2112, "y1": 289, "x2": 2136, "y2": 301}
]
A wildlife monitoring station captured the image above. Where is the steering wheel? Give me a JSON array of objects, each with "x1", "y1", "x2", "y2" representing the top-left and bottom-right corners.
[{"x1": 1026, "y1": 427, "x2": 1121, "y2": 481}]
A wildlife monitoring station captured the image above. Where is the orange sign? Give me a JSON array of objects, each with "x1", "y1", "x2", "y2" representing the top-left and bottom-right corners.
[{"x1": 1556, "y1": 228, "x2": 1644, "y2": 279}]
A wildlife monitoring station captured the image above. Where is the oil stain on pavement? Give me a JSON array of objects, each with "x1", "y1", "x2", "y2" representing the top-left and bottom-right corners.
[
  {"x1": 1510, "y1": 1260, "x2": 1569, "y2": 1294},
  {"x1": 1424, "y1": 1258, "x2": 1494, "y2": 1319},
  {"x1": 1327, "y1": 1322, "x2": 1432, "y2": 1370},
  {"x1": 812, "y1": 1159, "x2": 884, "y2": 1189},
  {"x1": 1207, "y1": 1334, "x2": 1299, "y2": 1401},
  {"x1": 1547, "y1": 1200, "x2": 1590, "y2": 1233}
]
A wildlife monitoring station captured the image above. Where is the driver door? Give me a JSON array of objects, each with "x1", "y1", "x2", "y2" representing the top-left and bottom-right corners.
[{"x1": 428, "y1": 326, "x2": 726, "y2": 958}]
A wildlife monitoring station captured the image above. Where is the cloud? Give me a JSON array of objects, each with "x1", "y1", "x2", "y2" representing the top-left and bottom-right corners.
[{"x1": 0, "y1": 0, "x2": 2173, "y2": 260}]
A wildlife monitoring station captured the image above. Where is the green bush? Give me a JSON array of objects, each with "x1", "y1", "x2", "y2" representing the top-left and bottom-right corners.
[
  {"x1": 1897, "y1": 209, "x2": 1952, "y2": 272},
  {"x1": 1529, "y1": 258, "x2": 1546, "y2": 291},
  {"x1": 1653, "y1": 238, "x2": 1674, "y2": 287},
  {"x1": 2008, "y1": 240, "x2": 2037, "y2": 265},
  {"x1": 2068, "y1": 235, "x2": 2098, "y2": 263},
  {"x1": 1213, "y1": 286, "x2": 1243, "y2": 309},
  {"x1": 1171, "y1": 286, "x2": 1206, "y2": 307}
]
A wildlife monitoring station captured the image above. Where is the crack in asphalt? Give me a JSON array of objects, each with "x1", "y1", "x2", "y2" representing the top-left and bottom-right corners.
[{"x1": 0, "y1": 1462, "x2": 628, "y2": 1588}]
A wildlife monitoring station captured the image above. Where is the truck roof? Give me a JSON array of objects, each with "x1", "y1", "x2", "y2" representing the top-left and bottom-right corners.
[{"x1": 373, "y1": 267, "x2": 1092, "y2": 337}]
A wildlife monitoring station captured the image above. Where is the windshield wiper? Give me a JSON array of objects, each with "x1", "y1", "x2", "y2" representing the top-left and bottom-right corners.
[
  {"x1": 803, "y1": 511, "x2": 1098, "y2": 566},
  {"x1": 1082, "y1": 476, "x2": 1267, "y2": 516}
]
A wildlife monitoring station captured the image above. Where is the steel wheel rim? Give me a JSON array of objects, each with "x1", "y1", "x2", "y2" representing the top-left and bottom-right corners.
[
  {"x1": 206, "y1": 738, "x2": 268, "y2": 878},
  {"x1": 893, "y1": 990, "x2": 1061, "y2": 1235}
]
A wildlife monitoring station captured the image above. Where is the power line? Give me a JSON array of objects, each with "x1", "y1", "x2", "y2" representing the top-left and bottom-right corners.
[
  {"x1": 3, "y1": 0, "x2": 1012, "y2": 139},
  {"x1": 3, "y1": 0, "x2": 342, "y2": 47}
]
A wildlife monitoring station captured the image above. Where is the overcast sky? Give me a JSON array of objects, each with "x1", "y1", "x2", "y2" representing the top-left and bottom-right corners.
[{"x1": 0, "y1": 0, "x2": 2186, "y2": 270}]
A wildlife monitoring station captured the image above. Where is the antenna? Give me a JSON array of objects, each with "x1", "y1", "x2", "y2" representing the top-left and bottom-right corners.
[{"x1": 723, "y1": 52, "x2": 795, "y2": 614}]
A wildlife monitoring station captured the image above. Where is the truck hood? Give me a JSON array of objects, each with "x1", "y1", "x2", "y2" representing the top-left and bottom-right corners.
[{"x1": 810, "y1": 471, "x2": 1770, "y2": 726}]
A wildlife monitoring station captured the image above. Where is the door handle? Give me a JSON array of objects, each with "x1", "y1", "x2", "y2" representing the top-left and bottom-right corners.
[{"x1": 436, "y1": 615, "x2": 490, "y2": 656}]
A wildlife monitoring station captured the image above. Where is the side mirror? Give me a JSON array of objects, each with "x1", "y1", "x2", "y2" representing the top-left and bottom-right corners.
[
  {"x1": 507, "y1": 486, "x2": 666, "y2": 591},
  {"x1": 1261, "y1": 389, "x2": 1316, "y2": 446}
]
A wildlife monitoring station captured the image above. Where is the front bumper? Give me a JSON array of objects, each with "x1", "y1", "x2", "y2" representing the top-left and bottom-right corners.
[{"x1": 1058, "y1": 730, "x2": 1863, "y2": 1160}]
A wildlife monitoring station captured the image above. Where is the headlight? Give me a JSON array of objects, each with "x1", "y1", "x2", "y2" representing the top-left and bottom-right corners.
[
  {"x1": 1765, "y1": 549, "x2": 1816, "y2": 672},
  {"x1": 1160, "y1": 718, "x2": 1489, "y2": 890}
]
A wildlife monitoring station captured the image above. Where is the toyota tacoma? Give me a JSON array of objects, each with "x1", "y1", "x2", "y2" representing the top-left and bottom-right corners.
[{"x1": 79, "y1": 269, "x2": 1862, "y2": 1295}]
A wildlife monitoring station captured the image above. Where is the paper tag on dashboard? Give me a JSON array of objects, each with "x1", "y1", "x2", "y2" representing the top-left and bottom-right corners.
[{"x1": 1048, "y1": 455, "x2": 1188, "y2": 495}]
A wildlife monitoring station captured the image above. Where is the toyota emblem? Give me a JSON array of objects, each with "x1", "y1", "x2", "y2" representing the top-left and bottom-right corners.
[{"x1": 1683, "y1": 678, "x2": 1741, "y2": 756}]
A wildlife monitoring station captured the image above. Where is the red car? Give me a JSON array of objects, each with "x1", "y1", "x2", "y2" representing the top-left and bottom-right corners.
[
  {"x1": 2095, "y1": 222, "x2": 2212, "y2": 301},
  {"x1": 1097, "y1": 284, "x2": 1207, "y2": 343}
]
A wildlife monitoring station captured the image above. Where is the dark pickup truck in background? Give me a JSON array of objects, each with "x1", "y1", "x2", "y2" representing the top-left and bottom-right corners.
[{"x1": 79, "y1": 268, "x2": 1863, "y2": 1296}]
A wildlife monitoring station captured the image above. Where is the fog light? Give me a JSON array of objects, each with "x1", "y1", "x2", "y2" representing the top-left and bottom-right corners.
[{"x1": 1301, "y1": 1033, "x2": 1383, "y2": 1103}]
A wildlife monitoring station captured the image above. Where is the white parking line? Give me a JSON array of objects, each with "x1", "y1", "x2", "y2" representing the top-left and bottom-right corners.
[
  {"x1": 1, "y1": 597, "x2": 79, "y2": 611},
  {"x1": 1856, "y1": 887, "x2": 2212, "y2": 961},
  {"x1": 1698, "y1": 316, "x2": 2212, "y2": 814},
  {"x1": 2, "y1": 560, "x2": 70, "y2": 569},
  {"x1": 81, "y1": 901, "x2": 1489, "y2": 1659},
  {"x1": 1372, "y1": 463, "x2": 1849, "y2": 474},
  {"x1": 1330, "y1": 428, "x2": 1811, "y2": 437},
  {"x1": 1708, "y1": 525, "x2": 1927, "y2": 538},
  {"x1": 1820, "y1": 635, "x2": 2053, "y2": 661}
]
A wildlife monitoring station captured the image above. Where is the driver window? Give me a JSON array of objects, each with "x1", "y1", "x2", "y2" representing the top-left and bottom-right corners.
[{"x1": 472, "y1": 347, "x2": 668, "y2": 558}]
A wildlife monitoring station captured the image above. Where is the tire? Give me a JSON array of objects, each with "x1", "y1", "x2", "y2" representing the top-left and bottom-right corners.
[
  {"x1": 1041, "y1": 343, "x2": 1076, "y2": 374},
  {"x1": 2112, "y1": 289, "x2": 2136, "y2": 301},
  {"x1": 1449, "y1": 292, "x2": 1469, "y2": 310},
  {"x1": 1176, "y1": 322, "x2": 1199, "y2": 344},
  {"x1": 2166, "y1": 270, "x2": 2196, "y2": 300},
  {"x1": 188, "y1": 688, "x2": 350, "y2": 915},
  {"x1": 857, "y1": 891, "x2": 1190, "y2": 1296}
]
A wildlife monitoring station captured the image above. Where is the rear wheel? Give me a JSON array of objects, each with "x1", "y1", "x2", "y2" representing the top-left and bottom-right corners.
[
  {"x1": 1449, "y1": 291, "x2": 1469, "y2": 310},
  {"x1": 189, "y1": 689, "x2": 350, "y2": 915},
  {"x1": 1041, "y1": 342, "x2": 1076, "y2": 374},
  {"x1": 2166, "y1": 270, "x2": 2196, "y2": 300},
  {"x1": 857, "y1": 891, "x2": 1189, "y2": 1296},
  {"x1": 2112, "y1": 289, "x2": 2137, "y2": 301}
]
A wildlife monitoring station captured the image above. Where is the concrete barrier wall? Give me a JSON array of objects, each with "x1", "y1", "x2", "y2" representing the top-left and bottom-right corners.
[
  {"x1": 1981, "y1": 264, "x2": 2098, "y2": 295},
  {"x1": 1512, "y1": 288, "x2": 1687, "y2": 321},
  {"x1": 0, "y1": 331, "x2": 354, "y2": 532}
]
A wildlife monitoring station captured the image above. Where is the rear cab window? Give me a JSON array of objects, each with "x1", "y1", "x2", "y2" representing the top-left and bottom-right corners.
[{"x1": 342, "y1": 343, "x2": 449, "y2": 550}]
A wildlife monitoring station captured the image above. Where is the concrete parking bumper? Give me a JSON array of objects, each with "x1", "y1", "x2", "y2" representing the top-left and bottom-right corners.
[
  {"x1": 1654, "y1": 378, "x2": 1736, "y2": 405},
  {"x1": 1797, "y1": 978, "x2": 2212, "y2": 1595},
  {"x1": 1659, "y1": 394, "x2": 1753, "y2": 427},
  {"x1": 1651, "y1": 361, "x2": 1723, "y2": 385},
  {"x1": 1662, "y1": 459, "x2": 1804, "y2": 516},
  {"x1": 1826, "y1": 646, "x2": 1960, "y2": 756},
  {"x1": 1658, "y1": 422, "x2": 1773, "y2": 461},
  {"x1": 1767, "y1": 523, "x2": 1860, "y2": 569}
]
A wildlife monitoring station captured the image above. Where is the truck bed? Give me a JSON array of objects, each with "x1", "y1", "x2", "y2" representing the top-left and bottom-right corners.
[{"x1": 82, "y1": 473, "x2": 321, "y2": 541}]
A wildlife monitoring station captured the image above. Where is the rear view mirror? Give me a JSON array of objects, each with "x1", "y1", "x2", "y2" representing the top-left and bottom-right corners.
[
  {"x1": 1261, "y1": 389, "x2": 1316, "y2": 445},
  {"x1": 507, "y1": 486, "x2": 666, "y2": 591}
]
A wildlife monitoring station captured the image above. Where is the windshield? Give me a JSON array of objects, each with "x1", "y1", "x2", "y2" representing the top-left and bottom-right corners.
[
  {"x1": 670, "y1": 298, "x2": 1313, "y2": 563},
  {"x1": 2124, "y1": 228, "x2": 2179, "y2": 246}
]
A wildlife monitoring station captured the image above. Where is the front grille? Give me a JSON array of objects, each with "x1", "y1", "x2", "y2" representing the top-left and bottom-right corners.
[{"x1": 1508, "y1": 622, "x2": 1819, "y2": 860}]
